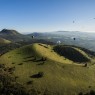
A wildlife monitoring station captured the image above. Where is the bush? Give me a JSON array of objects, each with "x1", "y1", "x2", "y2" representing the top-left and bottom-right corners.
[
  {"x1": 12, "y1": 62, "x2": 15, "y2": 64},
  {"x1": 78, "y1": 92, "x2": 83, "y2": 95},
  {"x1": 18, "y1": 63, "x2": 23, "y2": 65},
  {"x1": 41, "y1": 57, "x2": 47, "y2": 61},
  {"x1": 8, "y1": 67, "x2": 15, "y2": 72},
  {"x1": 84, "y1": 63, "x2": 87, "y2": 67},
  {"x1": 26, "y1": 81, "x2": 33, "y2": 85},
  {"x1": 90, "y1": 90, "x2": 95, "y2": 95},
  {"x1": 30, "y1": 72, "x2": 44, "y2": 78},
  {"x1": 0, "y1": 64, "x2": 5, "y2": 68}
]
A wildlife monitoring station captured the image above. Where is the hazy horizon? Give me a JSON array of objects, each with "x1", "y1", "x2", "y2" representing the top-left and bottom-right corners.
[
  {"x1": 1, "y1": 28, "x2": 95, "y2": 34},
  {"x1": 0, "y1": 0, "x2": 95, "y2": 33}
]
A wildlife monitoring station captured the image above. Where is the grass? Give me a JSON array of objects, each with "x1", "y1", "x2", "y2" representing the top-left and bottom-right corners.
[
  {"x1": 0, "y1": 38, "x2": 11, "y2": 44},
  {"x1": 0, "y1": 43, "x2": 95, "y2": 95},
  {"x1": 53, "y1": 45, "x2": 90, "y2": 63}
]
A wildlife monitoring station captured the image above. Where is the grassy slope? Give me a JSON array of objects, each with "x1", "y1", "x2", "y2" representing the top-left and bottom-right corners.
[
  {"x1": 0, "y1": 38, "x2": 11, "y2": 44},
  {"x1": 0, "y1": 43, "x2": 95, "y2": 95}
]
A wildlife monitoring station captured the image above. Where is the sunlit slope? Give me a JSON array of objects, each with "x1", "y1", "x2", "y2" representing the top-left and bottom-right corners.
[
  {"x1": 0, "y1": 43, "x2": 95, "y2": 95},
  {"x1": 33, "y1": 43, "x2": 74, "y2": 64},
  {"x1": 0, "y1": 38, "x2": 11, "y2": 44}
]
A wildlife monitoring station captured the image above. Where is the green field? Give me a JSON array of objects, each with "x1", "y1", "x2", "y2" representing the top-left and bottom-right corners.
[{"x1": 0, "y1": 43, "x2": 95, "y2": 95}]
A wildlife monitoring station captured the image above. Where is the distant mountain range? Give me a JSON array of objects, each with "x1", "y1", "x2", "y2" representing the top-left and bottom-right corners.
[
  {"x1": 1, "y1": 29, "x2": 95, "y2": 51},
  {"x1": 27, "y1": 31, "x2": 95, "y2": 51}
]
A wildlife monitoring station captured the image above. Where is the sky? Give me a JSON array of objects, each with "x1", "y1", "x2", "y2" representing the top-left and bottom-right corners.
[{"x1": 0, "y1": 0, "x2": 95, "y2": 33}]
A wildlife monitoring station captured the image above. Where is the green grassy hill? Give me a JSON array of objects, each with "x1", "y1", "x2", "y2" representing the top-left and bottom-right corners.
[
  {"x1": 0, "y1": 38, "x2": 11, "y2": 44},
  {"x1": 0, "y1": 43, "x2": 95, "y2": 95},
  {"x1": 53, "y1": 45, "x2": 90, "y2": 63}
]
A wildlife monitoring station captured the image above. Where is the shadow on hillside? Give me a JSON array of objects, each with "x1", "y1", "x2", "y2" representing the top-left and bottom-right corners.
[{"x1": 53, "y1": 45, "x2": 90, "y2": 63}]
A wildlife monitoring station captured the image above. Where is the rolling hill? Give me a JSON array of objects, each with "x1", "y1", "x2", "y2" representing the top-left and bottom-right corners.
[
  {"x1": 0, "y1": 43, "x2": 95, "y2": 95},
  {"x1": 53, "y1": 45, "x2": 90, "y2": 63},
  {"x1": 0, "y1": 37, "x2": 11, "y2": 44}
]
